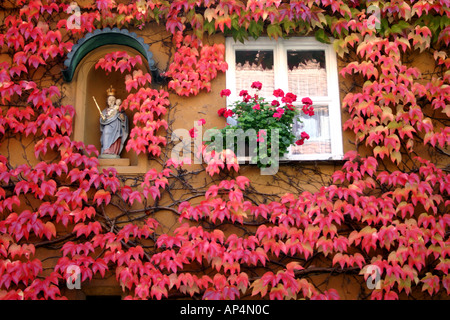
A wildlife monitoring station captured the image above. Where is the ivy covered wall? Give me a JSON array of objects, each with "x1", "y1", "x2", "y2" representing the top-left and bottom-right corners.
[{"x1": 0, "y1": 0, "x2": 448, "y2": 300}]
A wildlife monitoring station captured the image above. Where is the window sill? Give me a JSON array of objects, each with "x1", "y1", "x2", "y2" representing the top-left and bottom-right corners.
[
  {"x1": 236, "y1": 155, "x2": 345, "y2": 166},
  {"x1": 280, "y1": 154, "x2": 344, "y2": 162}
]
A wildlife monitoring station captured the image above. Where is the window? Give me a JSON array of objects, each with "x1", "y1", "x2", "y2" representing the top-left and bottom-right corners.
[{"x1": 225, "y1": 37, "x2": 343, "y2": 161}]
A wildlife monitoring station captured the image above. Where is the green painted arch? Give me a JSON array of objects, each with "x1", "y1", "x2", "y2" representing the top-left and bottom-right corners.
[{"x1": 62, "y1": 28, "x2": 156, "y2": 82}]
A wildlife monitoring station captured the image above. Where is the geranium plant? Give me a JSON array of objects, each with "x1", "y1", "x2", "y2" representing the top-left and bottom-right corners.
[{"x1": 214, "y1": 82, "x2": 313, "y2": 168}]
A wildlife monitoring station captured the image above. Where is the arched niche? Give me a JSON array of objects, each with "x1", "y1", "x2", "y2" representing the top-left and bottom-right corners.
[
  {"x1": 68, "y1": 44, "x2": 151, "y2": 174},
  {"x1": 63, "y1": 28, "x2": 157, "y2": 83}
]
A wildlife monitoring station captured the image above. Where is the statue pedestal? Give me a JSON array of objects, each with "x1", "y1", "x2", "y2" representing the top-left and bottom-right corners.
[
  {"x1": 98, "y1": 158, "x2": 130, "y2": 167},
  {"x1": 99, "y1": 154, "x2": 120, "y2": 159}
]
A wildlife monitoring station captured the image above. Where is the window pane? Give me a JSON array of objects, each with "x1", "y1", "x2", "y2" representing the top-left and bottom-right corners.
[
  {"x1": 291, "y1": 105, "x2": 331, "y2": 155},
  {"x1": 235, "y1": 50, "x2": 274, "y2": 98},
  {"x1": 287, "y1": 50, "x2": 327, "y2": 97}
]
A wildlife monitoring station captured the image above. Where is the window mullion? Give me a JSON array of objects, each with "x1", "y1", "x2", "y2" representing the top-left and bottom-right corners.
[
  {"x1": 324, "y1": 47, "x2": 343, "y2": 159},
  {"x1": 225, "y1": 38, "x2": 237, "y2": 106},
  {"x1": 274, "y1": 42, "x2": 288, "y2": 94}
]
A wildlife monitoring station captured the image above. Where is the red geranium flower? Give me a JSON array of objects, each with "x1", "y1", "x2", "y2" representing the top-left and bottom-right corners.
[
  {"x1": 271, "y1": 100, "x2": 280, "y2": 107},
  {"x1": 301, "y1": 131, "x2": 310, "y2": 140},
  {"x1": 218, "y1": 108, "x2": 234, "y2": 117},
  {"x1": 217, "y1": 107, "x2": 226, "y2": 116},
  {"x1": 302, "y1": 97, "x2": 313, "y2": 105},
  {"x1": 282, "y1": 92, "x2": 297, "y2": 104},
  {"x1": 273, "y1": 89, "x2": 284, "y2": 98},
  {"x1": 302, "y1": 104, "x2": 315, "y2": 116},
  {"x1": 224, "y1": 109, "x2": 235, "y2": 117},
  {"x1": 273, "y1": 108, "x2": 284, "y2": 119},
  {"x1": 251, "y1": 81, "x2": 262, "y2": 90}
]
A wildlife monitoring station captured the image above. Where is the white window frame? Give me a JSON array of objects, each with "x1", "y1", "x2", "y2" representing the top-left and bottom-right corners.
[{"x1": 225, "y1": 37, "x2": 344, "y2": 161}]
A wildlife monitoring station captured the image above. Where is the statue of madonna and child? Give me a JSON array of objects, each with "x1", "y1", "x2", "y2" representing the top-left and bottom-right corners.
[{"x1": 93, "y1": 86, "x2": 129, "y2": 159}]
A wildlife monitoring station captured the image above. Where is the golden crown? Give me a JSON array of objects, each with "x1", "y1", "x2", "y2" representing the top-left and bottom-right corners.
[{"x1": 106, "y1": 85, "x2": 116, "y2": 97}]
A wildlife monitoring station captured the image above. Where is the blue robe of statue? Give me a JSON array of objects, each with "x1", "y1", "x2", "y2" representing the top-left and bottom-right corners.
[{"x1": 100, "y1": 109, "x2": 129, "y2": 156}]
